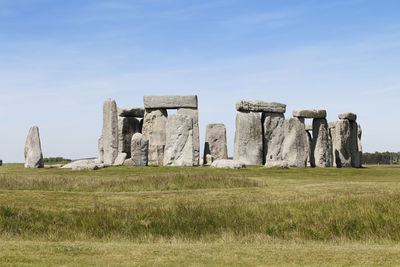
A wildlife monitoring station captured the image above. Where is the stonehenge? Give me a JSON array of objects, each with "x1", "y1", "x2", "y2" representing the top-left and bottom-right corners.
[
  {"x1": 24, "y1": 126, "x2": 44, "y2": 168},
  {"x1": 204, "y1": 123, "x2": 228, "y2": 165},
  {"x1": 20, "y1": 94, "x2": 362, "y2": 170}
]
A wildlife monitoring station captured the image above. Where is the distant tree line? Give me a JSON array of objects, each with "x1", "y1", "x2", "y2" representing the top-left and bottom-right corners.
[
  {"x1": 43, "y1": 157, "x2": 72, "y2": 163},
  {"x1": 362, "y1": 152, "x2": 400, "y2": 165}
]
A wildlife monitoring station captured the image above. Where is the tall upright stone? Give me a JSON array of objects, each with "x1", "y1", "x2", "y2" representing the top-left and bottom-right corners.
[
  {"x1": 118, "y1": 116, "x2": 141, "y2": 158},
  {"x1": 177, "y1": 108, "x2": 200, "y2": 166},
  {"x1": 24, "y1": 126, "x2": 44, "y2": 168},
  {"x1": 332, "y1": 113, "x2": 360, "y2": 168},
  {"x1": 163, "y1": 114, "x2": 194, "y2": 166},
  {"x1": 262, "y1": 112, "x2": 285, "y2": 164},
  {"x1": 204, "y1": 123, "x2": 228, "y2": 165},
  {"x1": 312, "y1": 118, "x2": 333, "y2": 167},
  {"x1": 357, "y1": 124, "x2": 363, "y2": 167},
  {"x1": 142, "y1": 109, "x2": 168, "y2": 165},
  {"x1": 234, "y1": 111, "x2": 263, "y2": 165},
  {"x1": 265, "y1": 118, "x2": 308, "y2": 167},
  {"x1": 131, "y1": 133, "x2": 148, "y2": 166},
  {"x1": 306, "y1": 130, "x2": 313, "y2": 167},
  {"x1": 97, "y1": 135, "x2": 104, "y2": 163},
  {"x1": 102, "y1": 99, "x2": 118, "y2": 165}
]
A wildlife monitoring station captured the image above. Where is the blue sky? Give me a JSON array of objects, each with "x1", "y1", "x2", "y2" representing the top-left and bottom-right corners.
[{"x1": 1, "y1": 0, "x2": 399, "y2": 162}]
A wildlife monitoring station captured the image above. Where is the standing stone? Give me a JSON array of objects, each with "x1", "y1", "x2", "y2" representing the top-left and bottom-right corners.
[
  {"x1": 142, "y1": 109, "x2": 168, "y2": 165},
  {"x1": 351, "y1": 121, "x2": 361, "y2": 168},
  {"x1": 306, "y1": 130, "x2": 313, "y2": 167},
  {"x1": 234, "y1": 111, "x2": 263, "y2": 165},
  {"x1": 118, "y1": 116, "x2": 141, "y2": 158},
  {"x1": 262, "y1": 112, "x2": 285, "y2": 164},
  {"x1": 97, "y1": 135, "x2": 104, "y2": 163},
  {"x1": 24, "y1": 126, "x2": 44, "y2": 168},
  {"x1": 163, "y1": 114, "x2": 194, "y2": 166},
  {"x1": 204, "y1": 123, "x2": 228, "y2": 165},
  {"x1": 357, "y1": 124, "x2": 363, "y2": 167},
  {"x1": 265, "y1": 118, "x2": 308, "y2": 167},
  {"x1": 131, "y1": 133, "x2": 148, "y2": 166},
  {"x1": 312, "y1": 118, "x2": 333, "y2": 167},
  {"x1": 113, "y1": 153, "x2": 127, "y2": 166},
  {"x1": 102, "y1": 99, "x2": 118, "y2": 165},
  {"x1": 177, "y1": 108, "x2": 200, "y2": 166}
]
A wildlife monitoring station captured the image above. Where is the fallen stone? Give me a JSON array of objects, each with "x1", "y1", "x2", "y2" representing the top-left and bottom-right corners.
[
  {"x1": 118, "y1": 116, "x2": 141, "y2": 158},
  {"x1": 265, "y1": 118, "x2": 308, "y2": 167},
  {"x1": 262, "y1": 112, "x2": 285, "y2": 164},
  {"x1": 61, "y1": 159, "x2": 104, "y2": 170},
  {"x1": 142, "y1": 109, "x2": 168, "y2": 165},
  {"x1": 264, "y1": 160, "x2": 289, "y2": 168},
  {"x1": 234, "y1": 111, "x2": 263, "y2": 165},
  {"x1": 44, "y1": 164, "x2": 64, "y2": 168},
  {"x1": 177, "y1": 108, "x2": 200, "y2": 166},
  {"x1": 163, "y1": 114, "x2": 194, "y2": 166},
  {"x1": 293, "y1": 109, "x2": 326, "y2": 119},
  {"x1": 131, "y1": 133, "x2": 148, "y2": 166},
  {"x1": 204, "y1": 123, "x2": 228, "y2": 165},
  {"x1": 118, "y1": 107, "x2": 145, "y2": 118},
  {"x1": 113, "y1": 153, "x2": 127, "y2": 166},
  {"x1": 311, "y1": 118, "x2": 333, "y2": 167},
  {"x1": 143, "y1": 95, "x2": 198, "y2": 109},
  {"x1": 211, "y1": 159, "x2": 246, "y2": 169},
  {"x1": 338, "y1": 112, "x2": 357, "y2": 121},
  {"x1": 236, "y1": 100, "x2": 286, "y2": 113},
  {"x1": 102, "y1": 99, "x2": 118, "y2": 165},
  {"x1": 24, "y1": 126, "x2": 44, "y2": 168}
]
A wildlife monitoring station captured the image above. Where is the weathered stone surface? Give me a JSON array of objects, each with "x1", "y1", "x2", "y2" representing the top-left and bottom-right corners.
[
  {"x1": 305, "y1": 124, "x2": 312, "y2": 131},
  {"x1": 61, "y1": 159, "x2": 105, "y2": 170},
  {"x1": 332, "y1": 119, "x2": 352, "y2": 167},
  {"x1": 357, "y1": 124, "x2": 363, "y2": 167},
  {"x1": 211, "y1": 159, "x2": 246, "y2": 169},
  {"x1": 204, "y1": 123, "x2": 228, "y2": 165},
  {"x1": 118, "y1": 107, "x2": 145, "y2": 118},
  {"x1": 265, "y1": 118, "x2": 308, "y2": 167},
  {"x1": 351, "y1": 121, "x2": 361, "y2": 168},
  {"x1": 262, "y1": 112, "x2": 285, "y2": 164},
  {"x1": 118, "y1": 117, "x2": 141, "y2": 158},
  {"x1": 177, "y1": 108, "x2": 200, "y2": 166},
  {"x1": 123, "y1": 158, "x2": 134, "y2": 166},
  {"x1": 264, "y1": 160, "x2": 289, "y2": 168},
  {"x1": 102, "y1": 99, "x2": 118, "y2": 165},
  {"x1": 306, "y1": 130, "x2": 313, "y2": 167},
  {"x1": 311, "y1": 118, "x2": 333, "y2": 167},
  {"x1": 338, "y1": 112, "x2": 357, "y2": 121},
  {"x1": 142, "y1": 109, "x2": 168, "y2": 165},
  {"x1": 234, "y1": 111, "x2": 263, "y2": 165},
  {"x1": 24, "y1": 126, "x2": 44, "y2": 168},
  {"x1": 113, "y1": 153, "x2": 127, "y2": 166},
  {"x1": 328, "y1": 121, "x2": 337, "y2": 129},
  {"x1": 131, "y1": 133, "x2": 148, "y2": 166},
  {"x1": 143, "y1": 95, "x2": 198, "y2": 109},
  {"x1": 236, "y1": 100, "x2": 286, "y2": 113},
  {"x1": 163, "y1": 114, "x2": 194, "y2": 166},
  {"x1": 97, "y1": 136, "x2": 104, "y2": 164},
  {"x1": 293, "y1": 109, "x2": 326, "y2": 119}
]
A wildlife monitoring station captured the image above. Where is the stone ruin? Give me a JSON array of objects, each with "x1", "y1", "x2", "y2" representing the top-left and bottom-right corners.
[{"x1": 22, "y1": 95, "x2": 362, "y2": 169}]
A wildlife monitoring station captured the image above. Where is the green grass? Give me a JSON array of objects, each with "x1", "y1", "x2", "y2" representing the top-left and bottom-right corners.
[{"x1": 1, "y1": 164, "x2": 400, "y2": 265}]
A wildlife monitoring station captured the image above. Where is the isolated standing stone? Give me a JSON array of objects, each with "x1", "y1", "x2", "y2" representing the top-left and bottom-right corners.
[
  {"x1": 24, "y1": 126, "x2": 44, "y2": 168},
  {"x1": 131, "y1": 133, "x2": 148, "y2": 166},
  {"x1": 265, "y1": 118, "x2": 308, "y2": 167},
  {"x1": 118, "y1": 116, "x2": 141, "y2": 158},
  {"x1": 204, "y1": 123, "x2": 228, "y2": 165},
  {"x1": 311, "y1": 118, "x2": 333, "y2": 167},
  {"x1": 262, "y1": 112, "x2": 285, "y2": 164},
  {"x1": 163, "y1": 114, "x2": 194, "y2": 166},
  {"x1": 102, "y1": 99, "x2": 118, "y2": 165},
  {"x1": 234, "y1": 111, "x2": 263, "y2": 165},
  {"x1": 177, "y1": 108, "x2": 200, "y2": 166},
  {"x1": 142, "y1": 109, "x2": 168, "y2": 165}
]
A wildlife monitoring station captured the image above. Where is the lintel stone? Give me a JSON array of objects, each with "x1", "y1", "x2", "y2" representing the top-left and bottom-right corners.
[
  {"x1": 118, "y1": 107, "x2": 145, "y2": 118},
  {"x1": 236, "y1": 100, "x2": 286, "y2": 113},
  {"x1": 293, "y1": 109, "x2": 326, "y2": 119},
  {"x1": 143, "y1": 95, "x2": 198, "y2": 109},
  {"x1": 338, "y1": 112, "x2": 357, "y2": 121}
]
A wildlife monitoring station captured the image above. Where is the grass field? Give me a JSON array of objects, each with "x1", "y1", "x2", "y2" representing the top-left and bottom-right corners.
[{"x1": 1, "y1": 164, "x2": 400, "y2": 266}]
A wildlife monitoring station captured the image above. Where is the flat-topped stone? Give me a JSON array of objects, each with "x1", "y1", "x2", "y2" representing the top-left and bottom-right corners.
[
  {"x1": 236, "y1": 100, "x2": 286, "y2": 113},
  {"x1": 118, "y1": 107, "x2": 145, "y2": 118},
  {"x1": 339, "y1": 112, "x2": 357, "y2": 121},
  {"x1": 293, "y1": 109, "x2": 326, "y2": 119},
  {"x1": 143, "y1": 95, "x2": 198, "y2": 109}
]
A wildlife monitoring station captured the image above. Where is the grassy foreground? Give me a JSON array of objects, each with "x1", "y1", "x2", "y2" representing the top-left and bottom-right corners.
[{"x1": 1, "y1": 164, "x2": 400, "y2": 266}]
